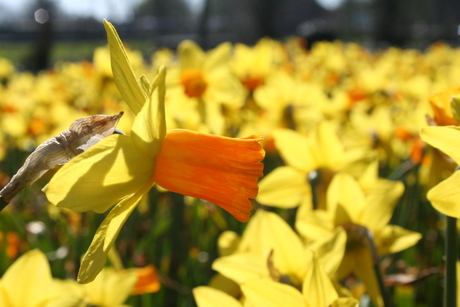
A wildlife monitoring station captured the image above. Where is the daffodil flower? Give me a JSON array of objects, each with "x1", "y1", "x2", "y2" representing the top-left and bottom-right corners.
[
  {"x1": 211, "y1": 210, "x2": 355, "y2": 307},
  {"x1": 194, "y1": 283, "x2": 359, "y2": 307},
  {"x1": 167, "y1": 40, "x2": 245, "y2": 133},
  {"x1": 80, "y1": 267, "x2": 138, "y2": 307},
  {"x1": 0, "y1": 250, "x2": 84, "y2": 307},
  {"x1": 256, "y1": 122, "x2": 371, "y2": 209},
  {"x1": 419, "y1": 96, "x2": 460, "y2": 217},
  {"x1": 420, "y1": 124, "x2": 460, "y2": 217},
  {"x1": 43, "y1": 20, "x2": 265, "y2": 283},
  {"x1": 296, "y1": 172, "x2": 422, "y2": 306}
]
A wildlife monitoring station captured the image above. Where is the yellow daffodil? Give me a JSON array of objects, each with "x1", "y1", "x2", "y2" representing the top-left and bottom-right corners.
[
  {"x1": 240, "y1": 266, "x2": 359, "y2": 307},
  {"x1": 166, "y1": 40, "x2": 245, "y2": 134},
  {"x1": 417, "y1": 95, "x2": 460, "y2": 216},
  {"x1": 427, "y1": 87, "x2": 460, "y2": 126},
  {"x1": 194, "y1": 280, "x2": 359, "y2": 307},
  {"x1": 420, "y1": 124, "x2": 460, "y2": 217},
  {"x1": 43, "y1": 21, "x2": 264, "y2": 284},
  {"x1": 0, "y1": 250, "x2": 84, "y2": 307},
  {"x1": 257, "y1": 121, "x2": 372, "y2": 209},
  {"x1": 0, "y1": 58, "x2": 14, "y2": 80},
  {"x1": 296, "y1": 172, "x2": 421, "y2": 306},
  {"x1": 80, "y1": 267, "x2": 138, "y2": 307},
  {"x1": 230, "y1": 38, "x2": 283, "y2": 93},
  {"x1": 207, "y1": 231, "x2": 241, "y2": 298},
  {"x1": 211, "y1": 210, "x2": 353, "y2": 306},
  {"x1": 194, "y1": 286, "x2": 241, "y2": 307}
]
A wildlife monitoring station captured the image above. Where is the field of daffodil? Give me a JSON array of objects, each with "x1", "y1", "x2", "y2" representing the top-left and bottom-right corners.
[{"x1": 0, "y1": 20, "x2": 459, "y2": 307}]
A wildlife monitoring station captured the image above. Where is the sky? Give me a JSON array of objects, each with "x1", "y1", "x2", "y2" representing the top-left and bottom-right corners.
[
  {"x1": 0, "y1": 0, "x2": 344, "y2": 23},
  {"x1": 0, "y1": 0, "x2": 206, "y2": 23}
]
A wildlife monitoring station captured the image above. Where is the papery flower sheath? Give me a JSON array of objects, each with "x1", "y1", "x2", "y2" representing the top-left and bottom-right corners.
[{"x1": 43, "y1": 20, "x2": 265, "y2": 283}]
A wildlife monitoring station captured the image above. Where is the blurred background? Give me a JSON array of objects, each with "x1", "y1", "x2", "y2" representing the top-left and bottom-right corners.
[
  {"x1": 0, "y1": 1, "x2": 460, "y2": 306},
  {"x1": 1, "y1": 0, "x2": 460, "y2": 72}
]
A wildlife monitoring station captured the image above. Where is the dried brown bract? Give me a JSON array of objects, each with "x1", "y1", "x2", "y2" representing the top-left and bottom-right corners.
[{"x1": 0, "y1": 112, "x2": 124, "y2": 209}]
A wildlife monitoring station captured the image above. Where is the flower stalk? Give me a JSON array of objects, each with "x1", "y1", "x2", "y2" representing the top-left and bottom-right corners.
[
  {"x1": 444, "y1": 214, "x2": 457, "y2": 307},
  {"x1": 364, "y1": 227, "x2": 390, "y2": 307}
]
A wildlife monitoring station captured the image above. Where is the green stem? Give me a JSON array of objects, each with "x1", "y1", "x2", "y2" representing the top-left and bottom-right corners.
[
  {"x1": 308, "y1": 170, "x2": 319, "y2": 210},
  {"x1": 364, "y1": 228, "x2": 391, "y2": 307},
  {"x1": 444, "y1": 215, "x2": 457, "y2": 307}
]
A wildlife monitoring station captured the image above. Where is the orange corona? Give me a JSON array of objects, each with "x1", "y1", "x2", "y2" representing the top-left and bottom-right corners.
[{"x1": 180, "y1": 69, "x2": 207, "y2": 98}]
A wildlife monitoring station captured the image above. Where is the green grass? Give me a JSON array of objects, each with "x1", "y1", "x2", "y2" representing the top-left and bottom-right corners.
[{"x1": 0, "y1": 40, "x2": 157, "y2": 68}]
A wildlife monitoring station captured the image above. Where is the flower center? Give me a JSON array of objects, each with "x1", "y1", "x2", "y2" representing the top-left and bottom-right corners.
[
  {"x1": 180, "y1": 69, "x2": 207, "y2": 98},
  {"x1": 342, "y1": 222, "x2": 370, "y2": 252},
  {"x1": 242, "y1": 75, "x2": 264, "y2": 91},
  {"x1": 267, "y1": 249, "x2": 301, "y2": 289}
]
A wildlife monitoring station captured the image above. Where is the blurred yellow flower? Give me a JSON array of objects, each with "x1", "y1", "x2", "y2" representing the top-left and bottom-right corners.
[
  {"x1": 231, "y1": 38, "x2": 283, "y2": 92},
  {"x1": 80, "y1": 267, "x2": 138, "y2": 307},
  {"x1": 0, "y1": 250, "x2": 84, "y2": 307},
  {"x1": 257, "y1": 122, "x2": 371, "y2": 209},
  {"x1": 427, "y1": 87, "x2": 460, "y2": 126},
  {"x1": 211, "y1": 210, "x2": 354, "y2": 307},
  {"x1": 420, "y1": 124, "x2": 460, "y2": 217},
  {"x1": 167, "y1": 40, "x2": 244, "y2": 133},
  {"x1": 194, "y1": 286, "x2": 241, "y2": 307},
  {"x1": 296, "y1": 172, "x2": 421, "y2": 306}
]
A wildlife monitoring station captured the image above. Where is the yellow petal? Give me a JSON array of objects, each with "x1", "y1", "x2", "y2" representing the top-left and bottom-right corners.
[
  {"x1": 273, "y1": 129, "x2": 315, "y2": 172},
  {"x1": 301, "y1": 250, "x2": 338, "y2": 307},
  {"x1": 1, "y1": 250, "x2": 52, "y2": 307},
  {"x1": 327, "y1": 173, "x2": 366, "y2": 225},
  {"x1": 241, "y1": 279, "x2": 305, "y2": 307},
  {"x1": 310, "y1": 227, "x2": 347, "y2": 277},
  {"x1": 131, "y1": 66, "x2": 167, "y2": 157},
  {"x1": 360, "y1": 180, "x2": 404, "y2": 231},
  {"x1": 44, "y1": 135, "x2": 154, "y2": 213},
  {"x1": 357, "y1": 160, "x2": 380, "y2": 189},
  {"x1": 46, "y1": 279, "x2": 86, "y2": 307},
  {"x1": 296, "y1": 209, "x2": 335, "y2": 242},
  {"x1": 208, "y1": 274, "x2": 241, "y2": 298},
  {"x1": 103, "y1": 20, "x2": 147, "y2": 115},
  {"x1": 77, "y1": 185, "x2": 150, "y2": 283},
  {"x1": 237, "y1": 210, "x2": 307, "y2": 282},
  {"x1": 179, "y1": 40, "x2": 205, "y2": 70},
  {"x1": 312, "y1": 121, "x2": 344, "y2": 171},
  {"x1": 212, "y1": 253, "x2": 270, "y2": 283},
  {"x1": 374, "y1": 225, "x2": 422, "y2": 255},
  {"x1": 203, "y1": 42, "x2": 231, "y2": 72},
  {"x1": 426, "y1": 171, "x2": 460, "y2": 217},
  {"x1": 193, "y1": 286, "x2": 242, "y2": 307},
  {"x1": 81, "y1": 267, "x2": 138, "y2": 306},
  {"x1": 204, "y1": 99, "x2": 226, "y2": 134},
  {"x1": 353, "y1": 249, "x2": 384, "y2": 307},
  {"x1": 420, "y1": 126, "x2": 460, "y2": 164},
  {"x1": 335, "y1": 252, "x2": 356, "y2": 280},
  {"x1": 257, "y1": 166, "x2": 311, "y2": 208},
  {"x1": 218, "y1": 231, "x2": 241, "y2": 257}
]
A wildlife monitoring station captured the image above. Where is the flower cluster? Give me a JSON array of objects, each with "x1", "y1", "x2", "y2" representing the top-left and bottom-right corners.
[{"x1": 0, "y1": 20, "x2": 459, "y2": 307}]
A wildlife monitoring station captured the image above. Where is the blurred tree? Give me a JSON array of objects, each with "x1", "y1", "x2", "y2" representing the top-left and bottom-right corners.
[
  {"x1": 25, "y1": 0, "x2": 54, "y2": 72},
  {"x1": 134, "y1": 0, "x2": 193, "y2": 35}
]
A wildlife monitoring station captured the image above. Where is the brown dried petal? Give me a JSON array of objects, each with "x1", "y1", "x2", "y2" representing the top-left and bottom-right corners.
[{"x1": 0, "y1": 112, "x2": 124, "y2": 207}]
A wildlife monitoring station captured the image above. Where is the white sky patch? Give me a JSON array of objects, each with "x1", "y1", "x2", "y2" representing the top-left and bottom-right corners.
[
  {"x1": 0, "y1": 0, "x2": 145, "y2": 22},
  {"x1": 315, "y1": 0, "x2": 345, "y2": 11}
]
